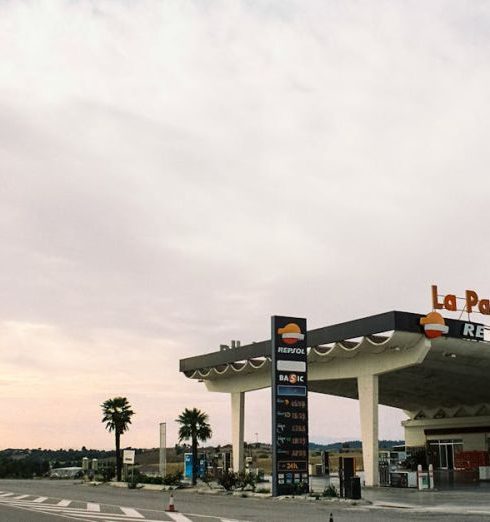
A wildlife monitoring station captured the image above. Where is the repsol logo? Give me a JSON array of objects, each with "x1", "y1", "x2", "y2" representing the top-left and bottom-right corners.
[
  {"x1": 277, "y1": 347, "x2": 305, "y2": 355},
  {"x1": 278, "y1": 373, "x2": 305, "y2": 384}
]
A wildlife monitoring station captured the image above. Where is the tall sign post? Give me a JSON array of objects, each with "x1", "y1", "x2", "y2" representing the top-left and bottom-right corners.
[
  {"x1": 159, "y1": 422, "x2": 167, "y2": 477},
  {"x1": 271, "y1": 316, "x2": 309, "y2": 496},
  {"x1": 123, "y1": 449, "x2": 135, "y2": 484}
]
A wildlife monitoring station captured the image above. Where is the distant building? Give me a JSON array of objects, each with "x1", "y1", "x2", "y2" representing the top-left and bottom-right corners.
[{"x1": 49, "y1": 467, "x2": 83, "y2": 479}]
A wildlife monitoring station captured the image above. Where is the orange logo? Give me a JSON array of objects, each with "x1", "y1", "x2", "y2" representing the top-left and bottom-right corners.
[
  {"x1": 420, "y1": 312, "x2": 449, "y2": 339},
  {"x1": 277, "y1": 323, "x2": 305, "y2": 345}
]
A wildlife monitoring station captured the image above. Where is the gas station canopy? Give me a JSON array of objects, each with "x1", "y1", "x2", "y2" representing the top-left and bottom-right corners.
[{"x1": 180, "y1": 311, "x2": 490, "y2": 411}]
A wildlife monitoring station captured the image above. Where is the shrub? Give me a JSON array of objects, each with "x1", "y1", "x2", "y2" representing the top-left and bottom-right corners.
[
  {"x1": 237, "y1": 471, "x2": 257, "y2": 491},
  {"x1": 278, "y1": 482, "x2": 309, "y2": 496},
  {"x1": 124, "y1": 471, "x2": 182, "y2": 486},
  {"x1": 218, "y1": 471, "x2": 257, "y2": 491},
  {"x1": 162, "y1": 471, "x2": 183, "y2": 486},
  {"x1": 323, "y1": 484, "x2": 338, "y2": 497},
  {"x1": 99, "y1": 467, "x2": 115, "y2": 482},
  {"x1": 218, "y1": 471, "x2": 238, "y2": 491}
]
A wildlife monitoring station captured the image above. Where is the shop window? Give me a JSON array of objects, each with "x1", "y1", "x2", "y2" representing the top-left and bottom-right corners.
[{"x1": 428, "y1": 439, "x2": 463, "y2": 470}]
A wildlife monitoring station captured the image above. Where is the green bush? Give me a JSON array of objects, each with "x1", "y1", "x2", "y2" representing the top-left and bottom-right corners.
[
  {"x1": 323, "y1": 484, "x2": 338, "y2": 497},
  {"x1": 218, "y1": 471, "x2": 257, "y2": 491},
  {"x1": 124, "y1": 471, "x2": 182, "y2": 486},
  {"x1": 278, "y1": 482, "x2": 309, "y2": 496},
  {"x1": 99, "y1": 466, "x2": 114, "y2": 482},
  {"x1": 218, "y1": 471, "x2": 238, "y2": 491},
  {"x1": 162, "y1": 471, "x2": 183, "y2": 485}
]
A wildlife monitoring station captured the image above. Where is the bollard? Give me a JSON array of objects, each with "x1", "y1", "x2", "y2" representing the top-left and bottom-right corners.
[
  {"x1": 429, "y1": 464, "x2": 434, "y2": 489},
  {"x1": 329, "y1": 513, "x2": 333, "y2": 522},
  {"x1": 165, "y1": 493, "x2": 177, "y2": 512}
]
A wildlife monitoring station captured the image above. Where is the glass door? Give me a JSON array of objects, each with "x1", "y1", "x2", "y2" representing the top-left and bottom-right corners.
[{"x1": 428, "y1": 440, "x2": 462, "y2": 470}]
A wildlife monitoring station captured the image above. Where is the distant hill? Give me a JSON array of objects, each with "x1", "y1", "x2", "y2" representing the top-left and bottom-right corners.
[
  {"x1": 309, "y1": 440, "x2": 404, "y2": 451},
  {"x1": 0, "y1": 440, "x2": 405, "y2": 466}
]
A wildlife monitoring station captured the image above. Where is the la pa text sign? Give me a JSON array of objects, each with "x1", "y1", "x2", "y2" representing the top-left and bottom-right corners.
[{"x1": 432, "y1": 285, "x2": 490, "y2": 315}]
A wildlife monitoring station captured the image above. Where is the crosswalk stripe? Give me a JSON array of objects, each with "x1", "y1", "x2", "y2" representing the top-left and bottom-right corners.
[
  {"x1": 87, "y1": 502, "x2": 101, "y2": 512},
  {"x1": 166, "y1": 513, "x2": 193, "y2": 522},
  {"x1": 0, "y1": 494, "x2": 253, "y2": 522},
  {"x1": 120, "y1": 507, "x2": 144, "y2": 518}
]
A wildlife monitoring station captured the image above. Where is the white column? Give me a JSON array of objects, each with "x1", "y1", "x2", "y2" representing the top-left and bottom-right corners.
[
  {"x1": 358, "y1": 374, "x2": 379, "y2": 487},
  {"x1": 231, "y1": 392, "x2": 245, "y2": 472}
]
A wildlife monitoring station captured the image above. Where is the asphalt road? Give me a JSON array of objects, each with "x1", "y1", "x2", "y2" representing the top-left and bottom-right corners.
[{"x1": 0, "y1": 479, "x2": 489, "y2": 522}]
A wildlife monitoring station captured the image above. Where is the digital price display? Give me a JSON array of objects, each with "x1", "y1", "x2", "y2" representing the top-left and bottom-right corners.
[{"x1": 271, "y1": 316, "x2": 309, "y2": 496}]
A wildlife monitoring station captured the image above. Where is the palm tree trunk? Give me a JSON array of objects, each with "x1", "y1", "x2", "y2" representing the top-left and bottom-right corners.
[
  {"x1": 115, "y1": 431, "x2": 122, "y2": 482},
  {"x1": 191, "y1": 437, "x2": 197, "y2": 486}
]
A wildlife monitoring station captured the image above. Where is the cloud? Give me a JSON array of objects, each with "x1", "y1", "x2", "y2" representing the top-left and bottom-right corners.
[{"x1": 0, "y1": 0, "x2": 489, "y2": 448}]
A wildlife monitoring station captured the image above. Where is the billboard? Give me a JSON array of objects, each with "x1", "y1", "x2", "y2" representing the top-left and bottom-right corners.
[
  {"x1": 123, "y1": 449, "x2": 135, "y2": 465},
  {"x1": 271, "y1": 316, "x2": 309, "y2": 496}
]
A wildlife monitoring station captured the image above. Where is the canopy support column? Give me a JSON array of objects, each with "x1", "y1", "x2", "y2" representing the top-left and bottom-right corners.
[
  {"x1": 231, "y1": 391, "x2": 245, "y2": 472},
  {"x1": 358, "y1": 374, "x2": 379, "y2": 486}
]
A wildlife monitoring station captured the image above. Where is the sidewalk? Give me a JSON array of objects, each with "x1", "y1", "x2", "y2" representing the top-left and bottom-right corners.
[
  {"x1": 362, "y1": 485, "x2": 490, "y2": 510},
  {"x1": 308, "y1": 474, "x2": 490, "y2": 514}
]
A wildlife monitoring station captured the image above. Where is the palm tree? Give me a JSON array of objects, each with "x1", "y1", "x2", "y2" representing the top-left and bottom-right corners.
[
  {"x1": 101, "y1": 397, "x2": 135, "y2": 481},
  {"x1": 176, "y1": 408, "x2": 212, "y2": 485}
]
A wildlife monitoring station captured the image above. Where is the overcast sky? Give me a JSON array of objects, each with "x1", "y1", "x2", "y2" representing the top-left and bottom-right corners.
[{"x1": 1, "y1": 0, "x2": 490, "y2": 451}]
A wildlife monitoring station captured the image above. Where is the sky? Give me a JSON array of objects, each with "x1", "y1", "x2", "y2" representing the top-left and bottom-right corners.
[{"x1": 1, "y1": 0, "x2": 490, "y2": 451}]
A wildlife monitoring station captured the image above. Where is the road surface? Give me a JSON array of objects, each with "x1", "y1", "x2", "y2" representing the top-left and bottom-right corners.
[{"x1": 0, "y1": 479, "x2": 489, "y2": 521}]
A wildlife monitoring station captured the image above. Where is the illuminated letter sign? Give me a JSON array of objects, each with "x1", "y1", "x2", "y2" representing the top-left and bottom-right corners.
[
  {"x1": 271, "y1": 316, "x2": 308, "y2": 496},
  {"x1": 432, "y1": 285, "x2": 490, "y2": 316}
]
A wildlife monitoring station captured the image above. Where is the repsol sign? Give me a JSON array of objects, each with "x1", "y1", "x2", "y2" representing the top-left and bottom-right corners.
[
  {"x1": 420, "y1": 311, "x2": 485, "y2": 341},
  {"x1": 461, "y1": 322, "x2": 485, "y2": 340},
  {"x1": 277, "y1": 346, "x2": 306, "y2": 355}
]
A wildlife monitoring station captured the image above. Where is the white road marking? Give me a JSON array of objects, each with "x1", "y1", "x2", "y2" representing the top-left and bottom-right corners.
[
  {"x1": 120, "y1": 507, "x2": 144, "y2": 518},
  {"x1": 166, "y1": 512, "x2": 194, "y2": 522},
  {"x1": 0, "y1": 492, "x2": 252, "y2": 522}
]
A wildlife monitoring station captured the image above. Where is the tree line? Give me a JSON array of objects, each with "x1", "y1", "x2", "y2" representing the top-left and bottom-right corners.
[
  {"x1": 0, "y1": 455, "x2": 50, "y2": 478},
  {"x1": 101, "y1": 397, "x2": 211, "y2": 485}
]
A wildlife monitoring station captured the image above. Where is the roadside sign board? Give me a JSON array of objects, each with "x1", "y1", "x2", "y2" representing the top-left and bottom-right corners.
[
  {"x1": 271, "y1": 316, "x2": 309, "y2": 496},
  {"x1": 123, "y1": 449, "x2": 135, "y2": 465}
]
